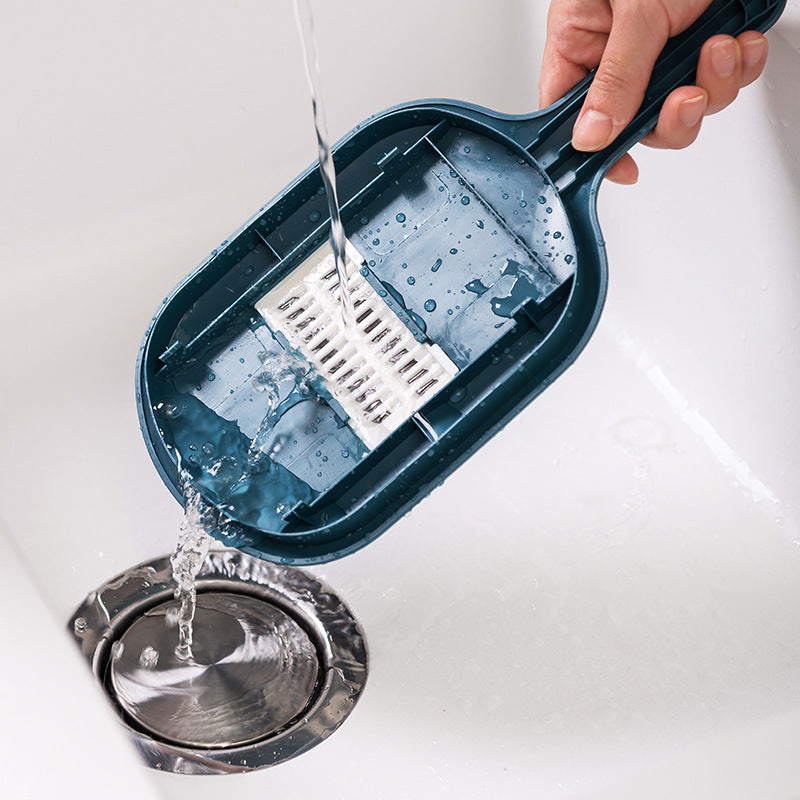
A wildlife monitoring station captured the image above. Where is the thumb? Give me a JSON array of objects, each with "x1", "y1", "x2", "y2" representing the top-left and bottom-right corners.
[{"x1": 572, "y1": 4, "x2": 670, "y2": 152}]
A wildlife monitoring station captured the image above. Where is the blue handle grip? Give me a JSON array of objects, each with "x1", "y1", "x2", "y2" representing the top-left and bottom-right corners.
[{"x1": 531, "y1": 0, "x2": 786, "y2": 190}]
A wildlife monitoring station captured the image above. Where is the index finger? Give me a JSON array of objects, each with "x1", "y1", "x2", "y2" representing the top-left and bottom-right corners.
[{"x1": 538, "y1": 40, "x2": 592, "y2": 110}]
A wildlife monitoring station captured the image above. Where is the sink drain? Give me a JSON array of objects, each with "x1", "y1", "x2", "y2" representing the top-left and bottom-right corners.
[{"x1": 69, "y1": 550, "x2": 367, "y2": 774}]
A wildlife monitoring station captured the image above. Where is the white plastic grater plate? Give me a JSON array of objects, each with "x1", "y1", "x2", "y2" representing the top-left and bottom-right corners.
[{"x1": 255, "y1": 240, "x2": 458, "y2": 450}]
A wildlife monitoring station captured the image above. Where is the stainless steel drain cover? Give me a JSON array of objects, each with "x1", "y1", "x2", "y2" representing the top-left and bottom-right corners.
[
  {"x1": 109, "y1": 593, "x2": 321, "y2": 748},
  {"x1": 69, "y1": 550, "x2": 367, "y2": 774}
]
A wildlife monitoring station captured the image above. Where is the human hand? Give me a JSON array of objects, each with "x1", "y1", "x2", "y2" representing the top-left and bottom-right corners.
[{"x1": 538, "y1": 0, "x2": 770, "y2": 184}]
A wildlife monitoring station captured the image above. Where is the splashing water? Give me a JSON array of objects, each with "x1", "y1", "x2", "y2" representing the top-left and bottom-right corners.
[
  {"x1": 139, "y1": 645, "x2": 160, "y2": 669},
  {"x1": 170, "y1": 474, "x2": 216, "y2": 660},
  {"x1": 165, "y1": 352, "x2": 313, "y2": 659},
  {"x1": 293, "y1": 0, "x2": 353, "y2": 323},
  {"x1": 247, "y1": 351, "x2": 311, "y2": 461}
]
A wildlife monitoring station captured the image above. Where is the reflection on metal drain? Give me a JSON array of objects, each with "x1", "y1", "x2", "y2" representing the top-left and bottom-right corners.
[
  {"x1": 69, "y1": 550, "x2": 367, "y2": 774},
  {"x1": 110, "y1": 593, "x2": 320, "y2": 749}
]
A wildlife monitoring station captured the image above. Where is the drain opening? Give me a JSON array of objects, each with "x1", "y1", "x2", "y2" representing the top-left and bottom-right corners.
[
  {"x1": 70, "y1": 551, "x2": 367, "y2": 774},
  {"x1": 107, "y1": 592, "x2": 323, "y2": 749}
]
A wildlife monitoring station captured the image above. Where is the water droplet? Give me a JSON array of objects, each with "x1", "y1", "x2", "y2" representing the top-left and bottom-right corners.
[
  {"x1": 465, "y1": 279, "x2": 489, "y2": 296},
  {"x1": 372, "y1": 238, "x2": 380, "y2": 246},
  {"x1": 360, "y1": 266, "x2": 369, "y2": 276},
  {"x1": 160, "y1": 403, "x2": 182, "y2": 419},
  {"x1": 309, "y1": 210, "x2": 321, "y2": 222},
  {"x1": 139, "y1": 645, "x2": 159, "y2": 669},
  {"x1": 360, "y1": 215, "x2": 369, "y2": 225},
  {"x1": 553, "y1": 231, "x2": 562, "y2": 239},
  {"x1": 369, "y1": 259, "x2": 376, "y2": 267},
  {"x1": 73, "y1": 617, "x2": 87, "y2": 636},
  {"x1": 202, "y1": 443, "x2": 215, "y2": 456},
  {"x1": 244, "y1": 264, "x2": 255, "y2": 276},
  {"x1": 450, "y1": 248, "x2": 458, "y2": 255},
  {"x1": 395, "y1": 212, "x2": 406, "y2": 223},
  {"x1": 424, "y1": 299, "x2": 437, "y2": 312},
  {"x1": 431, "y1": 258, "x2": 442, "y2": 273},
  {"x1": 461, "y1": 196, "x2": 470, "y2": 205},
  {"x1": 407, "y1": 276, "x2": 416, "y2": 285},
  {"x1": 463, "y1": 146, "x2": 471, "y2": 153},
  {"x1": 449, "y1": 386, "x2": 467, "y2": 404},
  {"x1": 538, "y1": 195, "x2": 547, "y2": 204},
  {"x1": 519, "y1": 200, "x2": 527, "y2": 208},
  {"x1": 447, "y1": 308, "x2": 454, "y2": 315},
  {"x1": 502, "y1": 192, "x2": 509, "y2": 199},
  {"x1": 342, "y1": 450, "x2": 350, "y2": 458},
  {"x1": 564, "y1": 254, "x2": 574, "y2": 264}
]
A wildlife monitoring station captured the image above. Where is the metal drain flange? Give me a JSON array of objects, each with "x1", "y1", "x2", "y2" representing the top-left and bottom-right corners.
[{"x1": 69, "y1": 549, "x2": 367, "y2": 774}]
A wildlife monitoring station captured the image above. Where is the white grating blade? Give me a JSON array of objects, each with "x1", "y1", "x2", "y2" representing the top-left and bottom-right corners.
[{"x1": 255, "y1": 240, "x2": 458, "y2": 450}]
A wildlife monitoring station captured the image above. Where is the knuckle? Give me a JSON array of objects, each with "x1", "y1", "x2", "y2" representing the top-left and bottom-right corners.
[
  {"x1": 591, "y1": 62, "x2": 635, "y2": 103},
  {"x1": 550, "y1": 23, "x2": 572, "y2": 52}
]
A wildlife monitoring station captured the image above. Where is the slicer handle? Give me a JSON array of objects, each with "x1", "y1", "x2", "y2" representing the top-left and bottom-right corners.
[{"x1": 530, "y1": 0, "x2": 785, "y2": 192}]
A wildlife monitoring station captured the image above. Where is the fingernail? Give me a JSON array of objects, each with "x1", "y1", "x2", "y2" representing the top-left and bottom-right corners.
[
  {"x1": 572, "y1": 109, "x2": 614, "y2": 151},
  {"x1": 711, "y1": 40, "x2": 737, "y2": 78},
  {"x1": 742, "y1": 37, "x2": 766, "y2": 69},
  {"x1": 678, "y1": 95, "x2": 706, "y2": 128}
]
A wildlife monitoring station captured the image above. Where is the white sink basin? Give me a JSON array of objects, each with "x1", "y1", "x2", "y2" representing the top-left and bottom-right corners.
[{"x1": 2, "y1": 1, "x2": 799, "y2": 797}]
